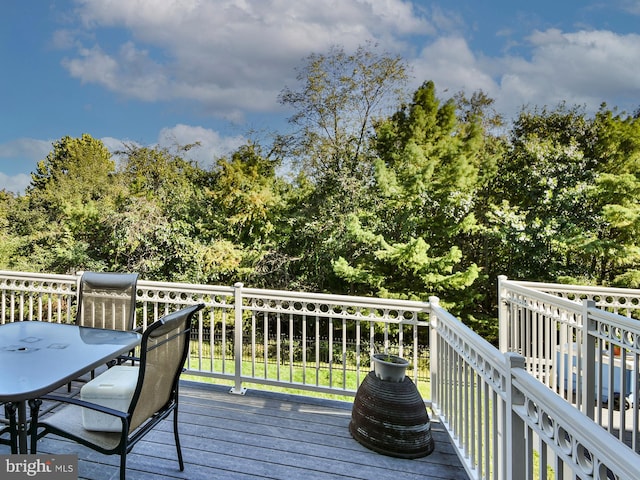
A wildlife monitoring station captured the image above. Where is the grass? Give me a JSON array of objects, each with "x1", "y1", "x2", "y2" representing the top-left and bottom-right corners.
[{"x1": 184, "y1": 354, "x2": 430, "y2": 402}]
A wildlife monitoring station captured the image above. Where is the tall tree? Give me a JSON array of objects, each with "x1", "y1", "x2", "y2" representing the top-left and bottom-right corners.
[
  {"x1": 579, "y1": 108, "x2": 640, "y2": 286},
  {"x1": 332, "y1": 81, "x2": 494, "y2": 318},
  {"x1": 23, "y1": 134, "x2": 118, "y2": 272},
  {"x1": 29, "y1": 134, "x2": 116, "y2": 211},
  {"x1": 208, "y1": 142, "x2": 282, "y2": 247},
  {"x1": 205, "y1": 142, "x2": 288, "y2": 287},
  {"x1": 279, "y1": 43, "x2": 408, "y2": 185},
  {"x1": 487, "y1": 104, "x2": 601, "y2": 283},
  {"x1": 109, "y1": 144, "x2": 213, "y2": 282},
  {"x1": 277, "y1": 43, "x2": 409, "y2": 291}
]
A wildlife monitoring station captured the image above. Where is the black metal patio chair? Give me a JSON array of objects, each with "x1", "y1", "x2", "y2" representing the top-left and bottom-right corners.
[
  {"x1": 68, "y1": 271, "x2": 139, "y2": 391},
  {"x1": 31, "y1": 303, "x2": 205, "y2": 480},
  {"x1": 76, "y1": 271, "x2": 139, "y2": 331}
]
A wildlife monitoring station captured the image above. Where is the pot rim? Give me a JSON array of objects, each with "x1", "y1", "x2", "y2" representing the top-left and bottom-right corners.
[{"x1": 373, "y1": 353, "x2": 409, "y2": 365}]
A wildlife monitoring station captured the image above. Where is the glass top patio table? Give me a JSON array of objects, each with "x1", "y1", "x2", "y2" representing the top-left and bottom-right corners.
[{"x1": 0, "y1": 321, "x2": 142, "y2": 453}]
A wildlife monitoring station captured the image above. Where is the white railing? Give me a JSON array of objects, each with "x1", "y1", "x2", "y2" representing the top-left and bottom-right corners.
[
  {"x1": 499, "y1": 276, "x2": 640, "y2": 453},
  {"x1": 507, "y1": 279, "x2": 640, "y2": 316},
  {"x1": 4, "y1": 270, "x2": 640, "y2": 479},
  {"x1": 430, "y1": 297, "x2": 640, "y2": 480},
  {"x1": 0, "y1": 270, "x2": 430, "y2": 397},
  {"x1": 0, "y1": 271, "x2": 77, "y2": 323}
]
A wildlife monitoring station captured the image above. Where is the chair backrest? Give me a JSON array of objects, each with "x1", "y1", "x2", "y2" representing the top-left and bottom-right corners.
[
  {"x1": 128, "y1": 303, "x2": 204, "y2": 432},
  {"x1": 76, "y1": 272, "x2": 139, "y2": 330}
]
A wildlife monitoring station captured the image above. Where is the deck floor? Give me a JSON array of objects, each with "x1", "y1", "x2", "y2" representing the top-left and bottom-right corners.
[{"x1": 2, "y1": 381, "x2": 469, "y2": 480}]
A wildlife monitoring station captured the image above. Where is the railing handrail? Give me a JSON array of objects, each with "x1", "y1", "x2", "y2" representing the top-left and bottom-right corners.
[
  {"x1": 498, "y1": 275, "x2": 640, "y2": 475},
  {"x1": 0, "y1": 270, "x2": 77, "y2": 282},
  {"x1": 500, "y1": 276, "x2": 585, "y2": 313},
  {"x1": 430, "y1": 300, "x2": 509, "y2": 384},
  {"x1": 503, "y1": 276, "x2": 640, "y2": 316},
  {"x1": 587, "y1": 302, "x2": 640, "y2": 331},
  {"x1": 513, "y1": 279, "x2": 640, "y2": 299},
  {"x1": 239, "y1": 283, "x2": 430, "y2": 311},
  {"x1": 432, "y1": 282, "x2": 640, "y2": 479}
]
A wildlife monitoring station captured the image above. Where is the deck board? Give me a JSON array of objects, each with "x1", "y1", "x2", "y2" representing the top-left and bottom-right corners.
[{"x1": 2, "y1": 381, "x2": 469, "y2": 480}]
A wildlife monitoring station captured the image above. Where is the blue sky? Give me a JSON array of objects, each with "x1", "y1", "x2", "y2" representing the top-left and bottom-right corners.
[{"x1": 2, "y1": 0, "x2": 640, "y2": 193}]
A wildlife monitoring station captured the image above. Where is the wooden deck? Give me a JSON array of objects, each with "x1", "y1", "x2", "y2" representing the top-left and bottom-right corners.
[{"x1": 2, "y1": 381, "x2": 469, "y2": 480}]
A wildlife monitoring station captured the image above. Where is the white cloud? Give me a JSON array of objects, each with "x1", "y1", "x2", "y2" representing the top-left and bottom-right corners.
[
  {"x1": 622, "y1": 0, "x2": 640, "y2": 15},
  {"x1": 53, "y1": 0, "x2": 640, "y2": 126},
  {"x1": 157, "y1": 124, "x2": 245, "y2": 168},
  {"x1": 496, "y1": 29, "x2": 640, "y2": 118},
  {"x1": 94, "y1": 129, "x2": 245, "y2": 170},
  {"x1": 58, "y1": 0, "x2": 433, "y2": 119},
  {"x1": 0, "y1": 138, "x2": 52, "y2": 193},
  {"x1": 0, "y1": 128, "x2": 245, "y2": 194},
  {"x1": 0, "y1": 172, "x2": 32, "y2": 195},
  {"x1": 0, "y1": 138, "x2": 52, "y2": 161},
  {"x1": 412, "y1": 36, "x2": 498, "y2": 96},
  {"x1": 62, "y1": 42, "x2": 168, "y2": 101},
  {"x1": 408, "y1": 28, "x2": 640, "y2": 122}
]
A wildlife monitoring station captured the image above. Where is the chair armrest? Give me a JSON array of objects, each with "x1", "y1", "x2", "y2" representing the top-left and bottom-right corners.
[
  {"x1": 31, "y1": 394, "x2": 131, "y2": 453},
  {"x1": 40, "y1": 394, "x2": 129, "y2": 420},
  {"x1": 115, "y1": 354, "x2": 140, "y2": 364}
]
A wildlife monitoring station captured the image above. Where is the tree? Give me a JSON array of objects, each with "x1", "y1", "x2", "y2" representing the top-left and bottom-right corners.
[
  {"x1": 277, "y1": 43, "x2": 409, "y2": 292},
  {"x1": 110, "y1": 144, "x2": 215, "y2": 282},
  {"x1": 208, "y1": 142, "x2": 282, "y2": 247},
  {"x1": 279, "y1": 42, "x2": 408, "y2": 185},
  {"x1": 29, "y1": 134, "x2": 116, "y2": 212},
  {"x1": 21, "y1": 134, "x2": 118, "y2": 272},
  {"x1": 202, "y1": 141, "x2": 292, "y2": 287},
  {"x1": 332, "y1": 81, "x2": 493, "y2": 318},
  {"x1": 577, "y1": 108, "x2": 640, "y2": 286},
  {"x1": 0, "y1": 190, "x2": 21, "y2": 269},
  {"x1": 486, "y1": 104, "x2": 620, "y2": 287}
]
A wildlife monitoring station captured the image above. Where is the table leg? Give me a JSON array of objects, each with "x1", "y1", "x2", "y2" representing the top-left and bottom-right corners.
[
  {"x1": 16, "y1": 401, "x2": 27, "y2": 454},
  {"x1": 28, "y1": 399, "x2": 42, "y2": 454}
]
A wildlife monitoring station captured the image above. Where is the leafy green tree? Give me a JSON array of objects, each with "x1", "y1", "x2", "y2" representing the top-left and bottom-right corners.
[
  {"x1": 29, "y1": 133, "x2": 116, "y2": 211},
  {"x1": 484, "y1": 105, "x2": 599, "y2": 283},
  {"x1": 577, "y1": 108, "x2": 640, "y2": 286},
  {"x1": 103, "y1": 196, "x2": 206, "y2": 282},
  {"x1": 277, "y1": 43, "x2": 409, "y2": 292},
  {"x1": 20, "y1": 134, "x2": 118, "y2": 272},
  {"x1": 0, "y1": 190, "x2": 20, "y2": 269},
  {"x1": 202, "y1": 141, "x2": 290, "y2": 287},
  {"x1": 110, "y1": 144, "x2": 215, "y2": 282},
  {"x1": 279, "y1": 43, "x2": 408, "y2": 184},
  {"x1": 208, "y1": 142, "x2": 282, "y2": 247},
  {"x1": 332, "y1": 81, "x2": 492, "y2": 317}
]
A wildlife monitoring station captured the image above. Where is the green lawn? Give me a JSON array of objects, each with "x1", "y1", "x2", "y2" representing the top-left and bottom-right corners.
[{"x1": 184, "y1": 354, "x2": 430, "y2": 401}]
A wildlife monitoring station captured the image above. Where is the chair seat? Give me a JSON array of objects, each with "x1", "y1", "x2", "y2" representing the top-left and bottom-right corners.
[
  {"x1": 40, "y1": 404, "x2": 122, "y2": 451},
  {"x1": 81, "y1": 366, "x2": 139, "y2": 432}
]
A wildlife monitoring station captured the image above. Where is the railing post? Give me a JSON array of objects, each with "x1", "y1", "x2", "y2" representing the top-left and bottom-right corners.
[
  {"x1": 498, "y1": 275, "x2": 509, "y2": 352},
  {"x1": 429, "y1": 296, "x2": 439, "y2": 407},
  {"x1": 580, "y1": 299, "x2": 596, "y2": 418},
  {"x1": 230, "y1": 282, "x2": 247, "y2": 395},
  {"x1": 504, "y1": 352, "x2": 526, "y2": 480}
]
